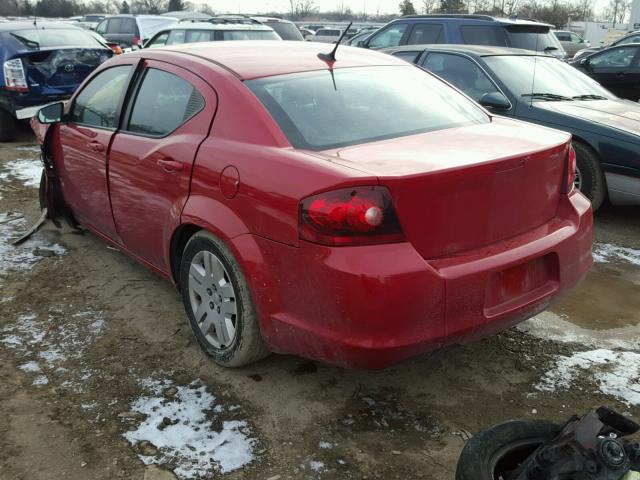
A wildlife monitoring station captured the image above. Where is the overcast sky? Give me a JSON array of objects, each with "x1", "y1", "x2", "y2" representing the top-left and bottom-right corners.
[{"x1": 195, "y1": 0, "x2": 407, "y2": 15}]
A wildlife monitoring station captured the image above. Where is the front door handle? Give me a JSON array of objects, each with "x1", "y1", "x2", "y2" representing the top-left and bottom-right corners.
[
  {"x1": 157, "y1": 158, "x2": 184, "y2": 173},
  {"x1": 87, "y1": 141, "x2": 104, "y2": 152}
]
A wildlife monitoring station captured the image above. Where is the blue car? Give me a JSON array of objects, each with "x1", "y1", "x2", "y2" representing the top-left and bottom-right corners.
[{"x1": 0, "y1": 21, "x2": 113, "y2": 141}]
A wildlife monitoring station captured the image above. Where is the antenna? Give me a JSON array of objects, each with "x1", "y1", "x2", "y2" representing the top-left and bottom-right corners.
[
  {"x1": 529, "y1": 30, "x2": 539, "y2": 109},
  {"x1": 317, "y1": 22, "x2": 353, "y2": 64}
]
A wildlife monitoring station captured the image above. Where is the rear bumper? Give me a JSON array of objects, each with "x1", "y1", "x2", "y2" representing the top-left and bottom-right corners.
[
  {"x1": 234, "y1": 191, "x2": 593, "y2": 369},
  {"x1": 1, "y1": 90, "x2": 71, "y2": 119}
]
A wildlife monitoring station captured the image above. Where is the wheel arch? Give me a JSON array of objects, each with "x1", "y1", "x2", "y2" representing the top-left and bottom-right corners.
[{"x1": 571, "y1": 135, "x2": 608, "y2": 205}]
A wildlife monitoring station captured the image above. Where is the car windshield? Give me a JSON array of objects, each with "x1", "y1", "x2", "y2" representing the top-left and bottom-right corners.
[
  {"x1": 484, "y1": 55, "x2": 614, "y2": 100},
  {"x1": 221, "y1": 30, "x2": 281, "y2": 40},
  {"x1": 10, "y1": 28, "x2": 104, "y2": 50},
  {"x1": 247, "y1": 65, "x2": 488, "y2": 150}
]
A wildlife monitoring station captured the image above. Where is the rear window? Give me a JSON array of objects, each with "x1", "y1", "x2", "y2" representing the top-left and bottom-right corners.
[
  {"x1": 505, "y1": 26, "x2": 558, "y2": 52},
  {"x1": 461, "y1": 26, "x2": 508, "y2": 46},
  {"x1": 247, "y1": 66, "x2": 488, "y2": 151},
  {"x1": 265, "y1": 21, "x2": 303, "y2": 40},
  {"x1": 220, "y1": 30, "x2": 281, "y2": 41},
  {"x1": 9, "y1": 28, "x2": 104, "y2": 50},
  {"x1": 317, "y1": 29, "x2": 341, "y2": 36}
]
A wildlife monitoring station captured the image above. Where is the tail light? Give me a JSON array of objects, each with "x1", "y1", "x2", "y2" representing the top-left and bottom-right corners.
[
  {"x1": 299, "y1": 186, "x2": 405, "y2": 246},
  {"x1": 3, "y1": 58, "x2": 28, "y2": 92},
  {"x1": 133, "y1": 35, "x2": 140, "y2": 47},
  {"x1": 563, "y1": 144, "x2": 577, "y2": 194}
]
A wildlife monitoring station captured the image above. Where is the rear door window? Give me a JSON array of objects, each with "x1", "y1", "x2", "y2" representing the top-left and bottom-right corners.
[
  {"x1": 167, "y1": 29, "x2": 186, "y2": 45},
  {"x1": 422, "y1": 53, "x2": 500, "y2": 101},
  {"x1": 461, "y1": 26, "x2": 508, "y2": 46},
  {"x1": 106, "y1": 18, "x2": 122, "y2": 33},
  {"x1": 127, "y1": 68, "x2": 205, "y2": 136},
  {"x1": 406, "y1": 24, "x2": 444, "y2": 45},
  {"x1": 588, "y1": 46, "x2": 638, "y2": 68},
  {"x1": 185, "y1": 30, "x2": 213, "y2": 42},
  {"x1": 71, "y1": 66, "x2": 132, "y2": 128},
  {"x1": 367, "y1": 23, "x2": 409, "y2": 49}
]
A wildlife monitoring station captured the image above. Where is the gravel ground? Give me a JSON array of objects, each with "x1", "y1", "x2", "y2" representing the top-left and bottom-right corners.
[{"x1": 1, "y1": 127, "x2": 639, "y2": 480}]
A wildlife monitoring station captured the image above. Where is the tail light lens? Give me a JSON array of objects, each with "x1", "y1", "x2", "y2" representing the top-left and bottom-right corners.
[
  {"x1": 133, "y1": 36, "x2": 140, "y2": 47},
  {"x1": 299, "y1": 186, "x2": 405, "y2": 246},
  {"x1": 3, "y1": 58, "x2": 28, "y2": 92},
  {"x1": 563, "y1": 144, "x2": 577, "y2": 194}
]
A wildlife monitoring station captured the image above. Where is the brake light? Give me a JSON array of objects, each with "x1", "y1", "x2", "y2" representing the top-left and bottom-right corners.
[
  {"x1": 3, "y1": 58, "x2": 28, "y2": 92},
  {"x1": 564, "y1": 144, "x2": 577, "y2": 193},
  {"x1": 133, "y1": 35, "x2": 140, "y2": 47},
  {"x1": 299, "y1": 186, "x2": 405, "y2": 246}
]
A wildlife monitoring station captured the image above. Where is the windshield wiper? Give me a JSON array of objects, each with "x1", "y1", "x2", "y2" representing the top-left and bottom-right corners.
[
  {"x1": 544, "y1": 46, "x2": 558, "y2": 51},
  {"x1": 10, "y1": 33, "x2": 39, "y2": 49},
  {"x1": 572, "y1": 94, "x2": 608, "y2": 100},
  {"x1": 522, "y1": 92, "x2": 573, "y2": 101}
]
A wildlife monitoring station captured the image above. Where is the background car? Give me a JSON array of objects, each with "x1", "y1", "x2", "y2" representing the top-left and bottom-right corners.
[
  {"x1": 573, "y1": 30, "x2": 640, "y2": 60},
  {"x1": 362, "y1": 14, "x2": 566, "y2": 59},
  {"x1": 299, "y1": 27, "x2": 315, "y2": 40},
  {"x1": 95, "y1": 14, "x2": 177, "y2": 49},
  {"x1": 0, "y1": 21, "x2": 112, "y2": 141},
  {"x1": 76, "y1": 14, "x2": 110, "y2": 31},
  {"x1": 310, "y1": 27, "x2": 344, "y2": 43},
  {"x1": 144, "y1": 22, "x2": 281, "y2": 48},
  {"x1": 570, "y1": 44, "x2": 640, "y2": 101},
  {"x1": 384, "y1": 44, "x2": 640, "y2": 209},
  {"x1": 34, "y1": 42, "x2": 591, "y2": 369},
  {"x1": 251, "y1": 16, "x2": 303, "y2": 40},
  {"x1": 553, "y1": 29, "x2": 590, "y2": 58}
]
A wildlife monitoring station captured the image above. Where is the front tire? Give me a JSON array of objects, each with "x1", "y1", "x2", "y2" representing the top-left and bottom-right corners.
[
  {"x1": 179, "y1": 231, "x2": 269, "y2": 367},
  {"x1": 456, "y1": 420, "x2": 562, "y2": 480},
  {"x1": 0, "y1": 109, "x2": 16, "y2": 142},
  {"x1": 573, "y1": 141, "x2": 606, "y2": 211}
]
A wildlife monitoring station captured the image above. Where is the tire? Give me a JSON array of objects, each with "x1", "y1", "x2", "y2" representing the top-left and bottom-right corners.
[
  {"x1": 39, "y1": 169, "x2": 47, "y2": 211},
  {"x1": 573, "y1": 141, "x2": 606, "y2": 211},
  {"x1": 179, "y1": 230, "x2": 269, "y2": 367},
  {"x1": 0, "y1": 109, "x2": 16, "y2": 142},
  {"x1": 456, "y1": 420, "x2": 562, "y2": 480}
]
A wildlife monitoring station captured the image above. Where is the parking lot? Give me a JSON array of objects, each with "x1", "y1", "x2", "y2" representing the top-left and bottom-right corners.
[{"x1": 0, "y1": 126, "x2": 639, "y2": 479}]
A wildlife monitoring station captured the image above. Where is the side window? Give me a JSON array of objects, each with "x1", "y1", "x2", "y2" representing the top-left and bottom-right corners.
[
  {"x1": 555, "y1": 32, "x2": 570, "y2": 41},
  {"x1": 392, "y1": 51, "x2": 421, "y2": 63},
  {"x1": 128, "y1": 69, "x2": 205, "y2": 137},
  {"x1": 617, "y1": 34, "x2": 640, "y2": 45},
  {"x1": 106, "y1": 18, "x2": 122, "y2": 34},
  {"x1": 121, "y1": 18, "x2": 137, "y2": 35},
  {"x1": 185, "y1": 30, "x2": 213, "y2": 43},
  {"x1": 422, "y1": 53, "x2": 500, "y2": 102},
  {"x1": 570, "y1": 33, "x2": 582, "y2": 43},
  {"x1": 406, "y1": 23, "x2": 444, "y2": 45},
  {"x1": 368, "y1": 23, "x2": 409, "y2": 49},
  {"x1": 167, "y1": 29, "x2": 186, "y2": 45},
  {"x1": 71, "y1": 66, "x2": 132, "y2": 128},
  {"x1": 96, "y1": 19, "x2": 108, "y2": 35},
  {"x1": 147, "y1": 31, "x2": 169, "y2": 48},
  {"x1": 461, "y1": 26, "x2": 508, "y2": 46},
  {"x1": 589, "y1": 47, "x2": 637, "y2": 68}
]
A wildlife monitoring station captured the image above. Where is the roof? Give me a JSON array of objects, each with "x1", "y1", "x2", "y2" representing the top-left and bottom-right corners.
[
  {"x1": 0, "y1": 21, "x2": 84, "y2": 32},
  {"x1": 151, "y1": 41, "x2": 406, "y2": 79},
  {"x1": 162, "y1": 22, "x2": 274, "y2": 31},
  {"x1": 384, "y1": 44, "x2": 555, "y2": 57},
  {"x1": 399, "y1": 14, "x2": 552, "y2": 28}
]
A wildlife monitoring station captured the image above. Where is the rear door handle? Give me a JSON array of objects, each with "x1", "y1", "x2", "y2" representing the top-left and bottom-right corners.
[
  {"x1": 87, "y1": 141, "x2": 104, "y2": 152},
  {"x1": 157, "y1": 158, "x2": 184, "y2": 173}
]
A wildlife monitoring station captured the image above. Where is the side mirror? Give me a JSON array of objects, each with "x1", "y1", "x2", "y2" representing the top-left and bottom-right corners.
[
  {"x1": 37, "y1": 102, "x2": 64, "y2": 124},
  {"x1": 580, "y1": 58, "x2": 591, "y2": 70},
  {"x1": 479, "y1": 92, "x2": 511, "y2": 111}
]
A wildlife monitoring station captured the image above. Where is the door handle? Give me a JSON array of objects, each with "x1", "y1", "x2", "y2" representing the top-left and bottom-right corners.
[
  {"x1": 87, "y1": 141, "x2": 105, "y2": 152},
  {"x1": 157, "y1": 158, "x2": 184, "y2": 173}
]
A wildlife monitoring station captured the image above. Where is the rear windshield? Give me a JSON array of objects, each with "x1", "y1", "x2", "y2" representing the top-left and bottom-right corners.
[
  {"x1": 221, "y1": 30, "x2": 281, "y2": 41},
  {"x1": 247, "y1": 65, "x2": 488, "y2": 151},
  {"x1": 266, "y1": 21, "x2": 303, "y2": 41},
  {"x1": 10, "y1": 28, "x2": 104, "y2": 50},
  {"x1": 505, "y1": 26, "x2": 559, "y2": 52}
]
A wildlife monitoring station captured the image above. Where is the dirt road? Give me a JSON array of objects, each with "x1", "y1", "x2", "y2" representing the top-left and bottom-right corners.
[{"x1": 1, "y1": 128, "x2": 639, "y2": 480}]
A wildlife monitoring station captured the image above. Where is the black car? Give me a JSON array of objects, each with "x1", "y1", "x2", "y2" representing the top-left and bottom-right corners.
[
  {"x1": 384, "y1": 44, "x2": 640, "y2": 209},
  {"x1": 569, "y1": 44, "x2": 640, "y2": 101},
  {"x1": 573, "y1": 30, "x2": 640, "y2": 60}
]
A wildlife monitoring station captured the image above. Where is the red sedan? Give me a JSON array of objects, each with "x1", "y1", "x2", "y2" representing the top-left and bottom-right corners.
[{"x1": 34, "y1": 42, "x2": 593, "y2": 369}]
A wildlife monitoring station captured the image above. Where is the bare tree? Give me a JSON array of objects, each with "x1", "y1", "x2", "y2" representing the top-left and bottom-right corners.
[{"x1": 421, "y1": 0, "x2": 438, "y2": 13}]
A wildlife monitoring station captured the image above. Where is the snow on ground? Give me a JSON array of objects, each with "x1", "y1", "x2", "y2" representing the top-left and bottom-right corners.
[
  {"x1": 0, "y1": 212, "x2": 65, "y2": 278},
  {"x1": 0, "y1": 157, "x2": 42, "y2": 188},
  {"x1": 593, "y1": 242, "x2": 640, "y2": 266},
  {"x1": 124, "y1": 377, "x2": 256, "y2": 480},
  {"x1": 537, "y1": 349, "x2": 640, "y2": 406}
]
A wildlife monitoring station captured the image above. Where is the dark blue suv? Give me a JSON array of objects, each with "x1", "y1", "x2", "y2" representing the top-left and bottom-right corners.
[
  {"x1": 359, "y1": 14, "x2": 566, "y2": 60},
  {"x1": 0, "y1": 21, "x2": 112, "y2": 141}
]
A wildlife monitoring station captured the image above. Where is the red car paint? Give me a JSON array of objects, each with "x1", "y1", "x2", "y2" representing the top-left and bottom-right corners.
[{"x1": 38, "y1": 42, "x2": 593, "y2": 369}]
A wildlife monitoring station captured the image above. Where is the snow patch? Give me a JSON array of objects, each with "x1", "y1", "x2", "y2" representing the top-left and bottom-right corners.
[
  {"x1": 593, "y1": 243, "x2": 640, "y2": 266},
  {"x1": 124, "y1": 378, "x2": 256, "y2": 480},
  {"x1": 537, "y1": 349, "x2": 640, "y2": 406},
  {"x1": 0, "y1": 158, "x2": 43, "y2": 187},
  {"x1": 33, "y1": 375, "x2": 49, "y2": 386},
  {"x1": 309, "y1": 460, "x2": 325, "y2": 472},
  {"x1": 18, "y1": 361, "x2": 41, "y2": 372},
  {"x1": 319, "y1": 441, "x2": 333, "y2": 449}
]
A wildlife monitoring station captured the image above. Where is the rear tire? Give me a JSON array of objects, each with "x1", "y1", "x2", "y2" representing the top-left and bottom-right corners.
[
  {"x1": 179, "y1": 230, "x2": 269, "y2": 367},
  {"x1": 0, "y1": 109, "x2": 16, "y2": 142},
  {"x1": 573, "y1": 141, "x2": 606, "y2": 211},
  {"x1": 456, "y1": 420, "x2": 562, "y2": 480}
]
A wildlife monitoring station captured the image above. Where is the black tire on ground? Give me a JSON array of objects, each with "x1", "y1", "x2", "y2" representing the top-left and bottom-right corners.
[
  {"x1": 39, "y1": 169, "x2": 47, "y2": 211},
  {"x1": 0, "y1": 109, "x2": 16, "y2": 142},
  {"x1": 179, "y1": 230, "x2": 270, "y2": 367},
  {"x1": 456, "y1": 420, "x2": 562, "y2": 480},
  {"x1": 573, "y1": 141, "x2": 606, "y2": 211}
]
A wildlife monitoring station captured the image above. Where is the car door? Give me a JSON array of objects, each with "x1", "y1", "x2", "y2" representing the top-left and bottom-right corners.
[
  {"x1": 586, "y1": 46, "x2": 639, "y2": 99},
  {"x1": 57, "y1": 62, "x2": 137, "y2": 240},
  {"x1": 108, "y1": 61, "x2": 217, "y2": 270}
]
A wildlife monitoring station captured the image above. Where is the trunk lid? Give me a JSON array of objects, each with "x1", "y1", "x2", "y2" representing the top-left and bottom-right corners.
[{"x1": 320, "y1": 118, "x2": 571, "y2": 258}]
